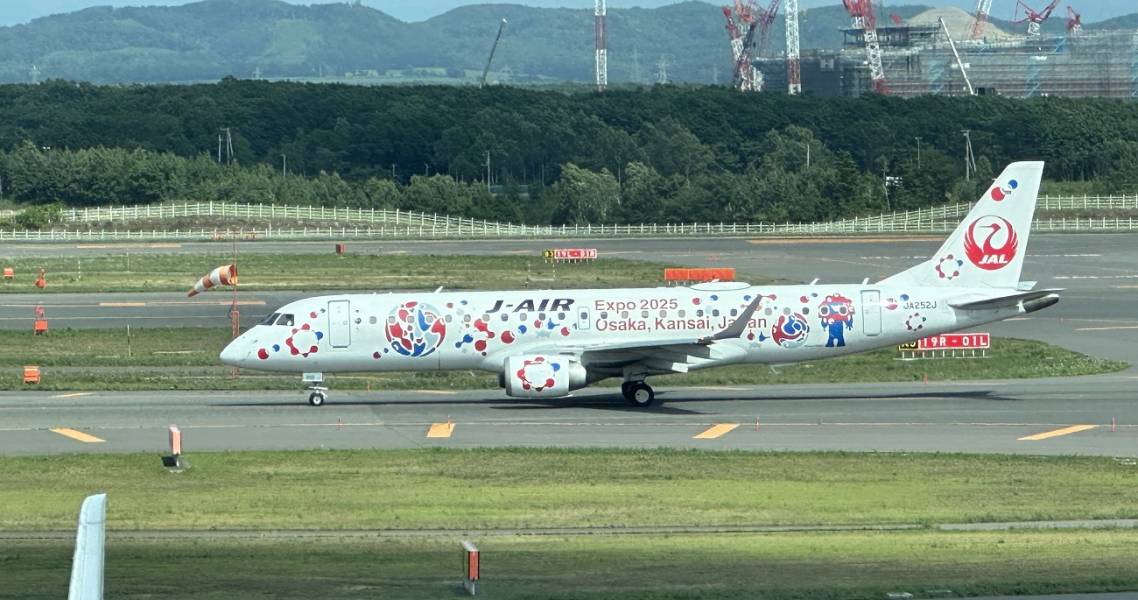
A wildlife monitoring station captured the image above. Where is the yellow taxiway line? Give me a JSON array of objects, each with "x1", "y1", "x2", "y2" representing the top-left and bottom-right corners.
[
  {"x1": 51, "y1": 392, "x2": 93, "y2": 399},
  {"x1": 426, "y1": 422, "x2": 455, "y2": 438},
  {"x1": 1018, "y1": 424, "x2": 1097, "y2": 441},
  {"x1": 50, "y1": 428, "x2": 105, "y2": 443},
  {"x1": 693, "y1": 423, "x2": 739, "y2": 439}
]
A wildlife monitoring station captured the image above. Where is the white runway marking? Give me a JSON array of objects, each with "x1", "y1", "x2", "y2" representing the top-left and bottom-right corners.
[{"x1": 1054, "y1": 274, "x2": 1138, "y2": 280}]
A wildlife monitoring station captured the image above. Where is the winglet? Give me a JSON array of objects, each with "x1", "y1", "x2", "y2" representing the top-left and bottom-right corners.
[
  {"x1": 68, "y1": 493, "x2": 106, "y2": 600},
  {"x1": 700, "y1": 294, "x2": 764, "y2": 344}
]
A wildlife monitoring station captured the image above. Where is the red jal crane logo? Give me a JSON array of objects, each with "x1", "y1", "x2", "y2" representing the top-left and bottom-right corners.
[{"x1": 964, "y1": 216, "x2": 1018, "y2": 270}]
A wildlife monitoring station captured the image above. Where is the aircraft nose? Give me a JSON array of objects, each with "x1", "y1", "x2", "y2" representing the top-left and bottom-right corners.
[{"x1": 219, "y1": 337, "x2": 250, "y2": 366}]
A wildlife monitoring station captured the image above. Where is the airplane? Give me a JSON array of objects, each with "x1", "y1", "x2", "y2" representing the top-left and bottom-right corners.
[
  {"x1": 220, "y1": 161, "x2": 1059, "y2": 407},
  {"x1": 69, "y1": 493, "x2": 106, "y2": 600}
]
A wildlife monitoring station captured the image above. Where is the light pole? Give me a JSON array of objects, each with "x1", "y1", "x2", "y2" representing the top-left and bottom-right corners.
[{"x1": 915, "y1": 137, "x2": 922, "y2": 170}]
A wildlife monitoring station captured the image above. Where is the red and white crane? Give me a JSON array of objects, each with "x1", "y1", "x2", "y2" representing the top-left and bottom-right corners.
[
  {"x1": 785, "y1": 0, "x2": 801, "y2": 94},
  {"x1": 1014, "y1": 0, "x2": 1061, "y2": 37},
  {"x1": 1066, "y1": 5, "x2": 1082, "y2": 36},
  {"x1": 970, "y1": 0, "x2": 993, "y2": 39},
  {"x1": 842, "y1": 0, "x2": 888, "y2": 94}
]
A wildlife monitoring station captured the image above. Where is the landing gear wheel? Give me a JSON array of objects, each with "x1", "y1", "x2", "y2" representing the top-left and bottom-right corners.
[
  {"x1": 308, "y1": 391, "x2": 326, "y2": 407},
  {"x1": 625, "y1": 382, "x2": 655, "y2": 407}
]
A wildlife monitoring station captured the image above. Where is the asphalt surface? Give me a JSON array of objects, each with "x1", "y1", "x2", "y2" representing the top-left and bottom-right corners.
[{"x1": 3, "y1": 376, "x2": 1135, "y2": 456}]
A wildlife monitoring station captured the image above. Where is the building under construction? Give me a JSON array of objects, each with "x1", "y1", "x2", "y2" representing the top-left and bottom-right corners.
[{"x1": 755, "y1": 8, "x2": 1138, "y2": 99}]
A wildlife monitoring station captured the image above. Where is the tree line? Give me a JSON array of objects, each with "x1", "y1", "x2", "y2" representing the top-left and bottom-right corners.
[{"x1": 1, "y1": 81, "x2": 1137, "y2": 226}]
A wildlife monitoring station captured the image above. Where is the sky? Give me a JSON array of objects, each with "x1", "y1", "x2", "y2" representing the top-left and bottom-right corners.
[{"x1": 1, "y1": 1, "x2": 1133, "y2": 27}]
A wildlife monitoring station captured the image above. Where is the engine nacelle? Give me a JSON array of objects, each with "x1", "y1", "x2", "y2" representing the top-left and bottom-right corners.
[{"x1": 502, "y1": 354, "x2": 588, "y2": 398}]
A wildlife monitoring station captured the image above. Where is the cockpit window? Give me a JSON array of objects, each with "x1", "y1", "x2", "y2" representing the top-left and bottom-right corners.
[
  {"x1": 276, "y1": 314, "x2": 295, "y2": 326},
  {"x1": 259, "y1": 312, "x2": 280, "y2": 326}
]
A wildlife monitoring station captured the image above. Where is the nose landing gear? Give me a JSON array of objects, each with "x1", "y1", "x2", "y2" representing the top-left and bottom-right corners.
[{"x1": 303, "y1": 372, "x2": 327, "y2": 407}]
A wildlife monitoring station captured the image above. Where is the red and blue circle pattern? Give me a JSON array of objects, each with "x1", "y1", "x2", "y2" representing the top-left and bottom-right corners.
[{"x1": 385, "y1": 301, "x2": 446, "y2": 358}]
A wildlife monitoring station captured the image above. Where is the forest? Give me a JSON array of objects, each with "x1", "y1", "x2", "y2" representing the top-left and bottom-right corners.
[{"x1": 2, "y1": 81, "x2": 1137, "y2": 226}]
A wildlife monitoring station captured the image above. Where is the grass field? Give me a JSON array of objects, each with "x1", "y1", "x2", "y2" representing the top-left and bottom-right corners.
[
  {"x1": 0, "y1": 253, "x2": 682, "y2": 293},
  {"x1": 5, "y1": 531, "x2": 1138, "y2": 599},
  {"x1": 2, "y1": 450, "x2": 1136, "y2": 530},
  {"x1": 2, "y1": 450, "x2": 1137, "y2": 599},
  {"x1": 0, "y1": 328, "x2": 1126, "y2": 390}
]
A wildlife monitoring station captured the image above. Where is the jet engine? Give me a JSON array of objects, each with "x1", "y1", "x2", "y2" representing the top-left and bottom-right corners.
[{"x1": 502, "y1": 354, "x2": 588, "y2": 398}]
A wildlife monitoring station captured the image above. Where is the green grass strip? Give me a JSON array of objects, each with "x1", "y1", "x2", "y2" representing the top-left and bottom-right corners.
[
  {"x1": 0, "y1": 253, "x2": 683, "y2": 293},
  {"x1": 4, "y1": 531, "x2": 1138, "y2": 599},
  {"x1": 1, "y1": 450, "x2": 1136, "y2": 530}
]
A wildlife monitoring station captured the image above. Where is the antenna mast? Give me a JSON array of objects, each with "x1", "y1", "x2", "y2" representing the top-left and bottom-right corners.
[{"x1": 595, "y1": 0, "x2": 608, "y2": 91}]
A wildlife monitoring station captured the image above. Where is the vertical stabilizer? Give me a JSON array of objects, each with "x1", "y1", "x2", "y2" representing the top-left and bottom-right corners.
[
  {"x1": 68, "y1": 494, "x2": 106, "y2": 600},
  {"x1": 882, "y1": 161, "x2": 1043, "y2": 289}
]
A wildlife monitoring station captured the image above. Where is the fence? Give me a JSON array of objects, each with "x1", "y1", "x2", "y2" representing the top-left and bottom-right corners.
[
  {"x1": 0, "y1": 194, "x2": 1128, "y2": 242},
  {"x1": 3, "y1": 217, "x2": 1138, "y2": 242}
]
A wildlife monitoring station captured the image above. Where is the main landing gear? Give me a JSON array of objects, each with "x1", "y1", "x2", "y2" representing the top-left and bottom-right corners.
[{"x1": 621, "y1": 381, "x2": 655, "y2": 407}]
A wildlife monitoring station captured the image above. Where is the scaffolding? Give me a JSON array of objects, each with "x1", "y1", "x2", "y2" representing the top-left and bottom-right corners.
[{"x1": 764, "y1": 25, "x2": 1138, "y2": 98}]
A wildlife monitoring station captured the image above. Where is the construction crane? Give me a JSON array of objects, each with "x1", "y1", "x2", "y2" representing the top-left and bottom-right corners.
[
  {"x1": 785, "y1": 0, "x2": 801, "y2": 94},
  {"x1": 842, "y1": 0, "x2": 888, "y2": 94},
  {"x1": 479, "y1": 18, "x2": 508, "y2": 88},
  {"x1": 1014, "y1": 0, "x2": 1061, "y2": 37},
  {"x1": 970, "y1": 0, "x2": 993, "y2": 40},
  {"x1": 939, "y1": 17, "x2": 975, "y2": 96},
  {"x1": 754, "y1": 0, "x2": 780, "y2": 58},
  {"x1": 723, "y1": 3, "x2": 761, "y2": 92},
  {"x1": 595, "y1": 0, "x2": 607, "y2": 91},
  {"x1": 1066, "y1": 5, "x2": 1082, "y2": 36}
]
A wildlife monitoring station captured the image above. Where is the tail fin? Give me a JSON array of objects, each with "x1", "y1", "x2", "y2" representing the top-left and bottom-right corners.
[
  {"x1": 882, "y1": 161, "x2": 1043, "y2": 290},
  {"x1": 68, "y1": 494, "x2": 106, "y2": 600}
]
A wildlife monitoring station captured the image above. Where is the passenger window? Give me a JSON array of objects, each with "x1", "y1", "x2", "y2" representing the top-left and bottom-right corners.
[
  {"x1": 600, "y1": 311, "x2": 609, "y2": 319},
  {"x1": 641, "y1": 310, "x2": 649, "y2": 318},
  {"x1": 659, "y1": 310, "x2": 666, "y2": 317},
  {"x1": 520, "y1": 313, "x2": 528, "y2": 321},
  {"x1": 538, "y1": 313, "x2": 546, "y2": 321},
  {"x1": 679, "y1": 310, "x2": 686, "y2": 318},
  {"x1": 712, "y1": 309, "x2": 720, "y2": 317},
  {"x1": 277, "y1": 314, "x2": 294, "y2": 326},
  {"x1": 369, "y1": 316, "x2": 377, "y2": 325},
  {"x1": 500, "y1": 313, "x2": 508, "y2": 322},
  {"x1": 557, "y1": 312, "x2": 566, "y2": 320},
  {"x1": 621, "y1": 311, "x2": 629, "y2": 319},
  {"x1": 730, "y1": 309, "x2": 738, "y2": 317},
  {"x1": 445, "y1": 315, "x2": 453, "y2": 323},
  {"x1": 259, "y1": 312, "x2": 280, "y2": 326}
]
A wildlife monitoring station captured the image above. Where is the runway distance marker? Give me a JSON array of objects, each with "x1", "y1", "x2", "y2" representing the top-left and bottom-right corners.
[
  {"x1": 1018, "y1": 424, "x2": 1097, "y2": 441},
  {"x1": 694, "y1": 423, "x2": 740, "y2": 439},
  {"x1": 427, "y1": 422, "x2": 455, "y2": 438},
  {"x1": 49, "y1": 428, "x2": 105, "y2": 443}
]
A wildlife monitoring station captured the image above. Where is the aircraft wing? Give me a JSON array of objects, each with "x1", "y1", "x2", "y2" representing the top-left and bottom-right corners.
[
  {"x1": 68, "y1": 493, "x2": 106, "y2": 600},
  {"x1": 525, "y1": 294, "x2": 764, "y2": 374}
]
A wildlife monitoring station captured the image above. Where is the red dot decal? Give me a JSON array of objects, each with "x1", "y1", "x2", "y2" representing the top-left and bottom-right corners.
[
  {"x1": 501, "y1": 331, "x2": 515, "y2": 344},
  {"x1": 561, "y1": 327, "x2": 570, "y2": 336},
  {"x1": 372, "y1": 351, "x2": 380, "y2": 359},
  {"x1": 474, "y1": 340, "x2": 487, "y2": 351},
  {"x1": 309, "y1": 311, "x2": 317, "y2": 319},
  {"x1": 692, "y1": 298, "x2": 701, "y2": 305},
  {"x1": 257, "y1": 348, "x2": 269, "y2": 360}
]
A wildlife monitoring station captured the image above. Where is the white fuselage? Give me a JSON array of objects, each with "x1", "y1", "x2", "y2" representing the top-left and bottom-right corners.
[{"x1": 221, "y1": 281, "x2": 1018, "y2": 377}]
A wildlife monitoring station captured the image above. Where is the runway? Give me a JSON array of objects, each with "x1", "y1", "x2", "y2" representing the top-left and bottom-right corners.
[{"x1": 2, "y1": 375, "x2": 1135, "y2": 456}]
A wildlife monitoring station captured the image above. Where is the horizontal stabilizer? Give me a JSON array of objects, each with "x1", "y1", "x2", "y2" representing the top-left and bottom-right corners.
[{"x1": 949, "y1": 289, "x2": 1062, "y2": 311}]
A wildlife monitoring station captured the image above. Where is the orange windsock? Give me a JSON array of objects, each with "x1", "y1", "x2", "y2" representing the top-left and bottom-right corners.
[{"x1": 188, "y1": 264, "x2": 237, "y2": 297}]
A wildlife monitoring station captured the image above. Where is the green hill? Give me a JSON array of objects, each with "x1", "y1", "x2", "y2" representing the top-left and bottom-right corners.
[{"x1": 0, "y1": 0, "x2": 931, "y2": 85}]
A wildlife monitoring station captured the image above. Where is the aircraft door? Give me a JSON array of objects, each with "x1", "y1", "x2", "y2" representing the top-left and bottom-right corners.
[
  {"x1": 861, "y1": 290, "x2": 882, "y2": 337},
  {"x1": 328, "y1": 299, "x2": 351, "y2": 348},
  {"x1": 577, "y1": 306, "x2": 591, "y2": 330}
]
